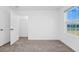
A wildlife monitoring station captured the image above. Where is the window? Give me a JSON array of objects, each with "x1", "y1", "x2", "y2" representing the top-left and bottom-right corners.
[{"x1": 65, "y1": 7, "x2": 79, "y2": 36}]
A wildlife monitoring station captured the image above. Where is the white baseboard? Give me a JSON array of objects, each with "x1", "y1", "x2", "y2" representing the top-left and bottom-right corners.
[
  {"x1": 60, "y1": 40, "x2": 77, "y2": 52},
  {"x1": 28, "y1": 36, "x2": 60, "y2": 40}
]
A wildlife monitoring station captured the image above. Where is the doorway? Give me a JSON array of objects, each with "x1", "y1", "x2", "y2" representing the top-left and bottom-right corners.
[
  {"x1": 19, "y1": 16, "x2": 28, "y2": 40},
  {"x1": 10, "y1": 11, "x2": 28, "y2": 45}
]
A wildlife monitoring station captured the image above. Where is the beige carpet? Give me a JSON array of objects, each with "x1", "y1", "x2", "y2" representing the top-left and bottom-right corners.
[{"x1": 0, "y1": 37, "x2": 74, "y2": 52}]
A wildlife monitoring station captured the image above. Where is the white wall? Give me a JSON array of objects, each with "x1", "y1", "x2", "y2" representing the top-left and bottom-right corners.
[
  {"x1": 19, "y1": 16, "x2": 28, "y2": 37},
  {"x1": 60, "y1": 7, "x2": 79, "y2": 52},
  {"x1": 16, "y1": 10, "x2": 60, "y2": 40}
]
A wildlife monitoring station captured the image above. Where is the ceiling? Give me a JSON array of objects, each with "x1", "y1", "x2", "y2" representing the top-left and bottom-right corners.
[{"x1": 13, "y1": 6, "x2": 62, "y2": 11}]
